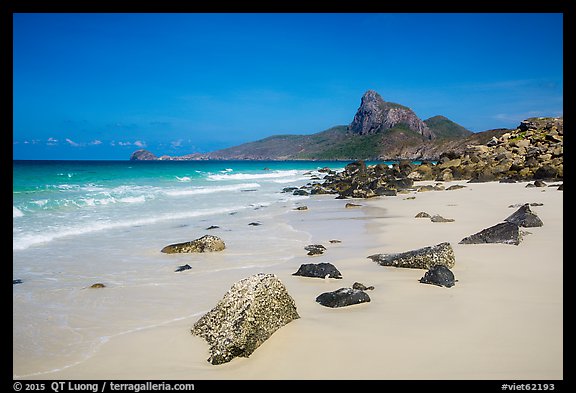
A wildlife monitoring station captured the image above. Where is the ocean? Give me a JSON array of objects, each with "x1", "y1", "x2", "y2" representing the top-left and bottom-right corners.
[{"x1": 12, "y1": 159, "x2": 393, "y2": 377}]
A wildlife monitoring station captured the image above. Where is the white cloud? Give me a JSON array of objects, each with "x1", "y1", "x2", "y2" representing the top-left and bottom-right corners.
[
  {"x1": 47, "y1": 137, "x2": 59, "y2": 146},
  {"x1": 118, "y1": 141, "x2": 132, "y2": 146},
  {"x1": 65, "y1": 138, "x2": 81, "y2": 147},
  {"x1": 89, "y1": 140, "x2": 102, "y2": 145},
  {"x1": 134, "y1": 140, "x2": 146, "y2": 148}
]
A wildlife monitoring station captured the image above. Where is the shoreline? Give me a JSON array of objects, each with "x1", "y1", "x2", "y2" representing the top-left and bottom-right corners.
[{"x1": 17, "y1": 180, "x2": 563, "y2": 380}]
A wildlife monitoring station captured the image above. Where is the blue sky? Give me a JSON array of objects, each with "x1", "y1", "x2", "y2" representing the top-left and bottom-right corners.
[{"x1": 13, "y1": 13, "x2": 563, "y2": 160}]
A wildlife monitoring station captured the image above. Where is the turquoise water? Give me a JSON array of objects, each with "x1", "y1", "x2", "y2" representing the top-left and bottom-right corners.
[{"x1": 13, "y1": 159, "x2": 395, "y2": 377}]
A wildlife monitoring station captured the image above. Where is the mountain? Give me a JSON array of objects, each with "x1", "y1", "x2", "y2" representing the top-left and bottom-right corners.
[
  {"x1": 130, "y1": 90, "x2": 482, "y2": 161},
  {"x1": 349, "y1": 90, "x2": 434, "y2": 140}
]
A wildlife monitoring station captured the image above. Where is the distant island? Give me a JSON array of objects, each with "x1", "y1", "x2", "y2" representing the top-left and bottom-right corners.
[{"x1": 130, "y1": 90, "x2": 514, "y2": 161}]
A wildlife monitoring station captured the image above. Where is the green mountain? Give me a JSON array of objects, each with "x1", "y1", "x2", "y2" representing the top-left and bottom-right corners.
[{"x1": 131, "y1": 90, "x2": 483, "y2": 161}]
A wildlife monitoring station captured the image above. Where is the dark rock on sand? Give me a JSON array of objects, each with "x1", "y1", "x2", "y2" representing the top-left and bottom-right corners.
[
  {"x1": 206, "y1": 225, "x2": 220, "y2": 230},
  {"x1": 304, "y1": 244, "x2": 327, "y2": 256},
  {"x1": 161, "y1": 235, "x2": 226, "y2": 253},
  {"x1": 175, "y1": 264, "x2": 192, "y2": 272},
  {"x1": 352, "y1": 282, "x2": 375, "y2": 291},
  {"x1": 415, "y1": 212, "x2": 431, "y2": 218},
  {"x1": 90, "y1": 283, "x2": 106, "y2": 289},
  {"x1": 345, "y1": 203, "x2": 362, "y2": 208},
  {"x1": 292, "y1": 262, "x2": 342, "y2": 279},
  {"x1": 294, "y1": 206, "x2": 308, "y2": 211},
  {"x1": 459, "y1": 222, "x2": 523, "y2": 245},
  {"x1": 368, "y1": 242, "x2": 455, "y2": 269},
  {"x1": 329, "y1": 239, "x2": 342, "y2": 243},
  {"x1": 13, "y1": 279, "x2": 23, "y2": 285},
  {"x1": 430, "y1": 214, "x2": 455, "y2": 223},
  {"x1": 316, "y1": 288, "x2": 371, "y2": 308},
  {"x1": 248, "y1": 222, "x2": 262, "y2": 226},
  {"x1": 504, "y1": 204, "x2": 543, "y2": 227},
  {"x1": 191, "y1": 273, "x2": 300, "y2": 365},
  {"x1": 446, "y1": 185, "x2": 467, "y2": 191},
  {"x1": 419, "y1": 265, "x2": 457, "y2": 288},
  {"x1": 293, "y1": 189, "x2": 310, "y2": 196}
]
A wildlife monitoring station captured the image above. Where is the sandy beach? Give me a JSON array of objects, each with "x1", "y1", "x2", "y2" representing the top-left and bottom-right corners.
[{"x1": 27, "y1": 180, "x2": 562, "y2": 380}]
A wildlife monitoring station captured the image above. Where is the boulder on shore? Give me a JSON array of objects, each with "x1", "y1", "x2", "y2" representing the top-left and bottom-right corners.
[
  {"x1": 368, "y1": 242, "x2": 455, "y2": 269},
  {"x1": 191, "y1": 273, "x2": 300, "y2": 365},
  {"x1": 419, "y1": 265, "x2": 457, "y2": 288},
  {"x1": 161, "y1": 235, "x2": 226, "y2": 253},
  {"x1": 316, "y1": 287, "x2": 371, "y2": 308},
  {"x1": 459, "y1": 222, "x2": 523, "y2": 245},
  {"x1": 292, "y1": 262, "x2": 342, "y2": 279},
  {"x1": 504, "y1": 203, "x2": 543, "y2": 227}
]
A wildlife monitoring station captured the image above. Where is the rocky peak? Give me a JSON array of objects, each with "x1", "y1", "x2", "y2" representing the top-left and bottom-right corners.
[
  {"x1": 349, "y1": 90, "x2": 434, "y2": 140},
  {"x1": 130, "y1": 149, "x2": 157, "y2": 161}
]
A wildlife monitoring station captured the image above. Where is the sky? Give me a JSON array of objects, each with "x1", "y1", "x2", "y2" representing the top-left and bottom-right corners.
[{"x1": 13, "y1": 13, "x2": 563, "y2": 160}]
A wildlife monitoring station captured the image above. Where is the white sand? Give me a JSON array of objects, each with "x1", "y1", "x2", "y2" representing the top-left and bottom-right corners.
[{"x1": 36, "y1": 181, "x2": 563, "y2": 380}]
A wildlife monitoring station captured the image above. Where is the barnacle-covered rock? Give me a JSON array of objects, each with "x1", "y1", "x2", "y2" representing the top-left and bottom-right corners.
[
  {"x1": 191, "y1": 273, "x2": 300, "y2": 365},
  {"x1": 368, "y1": 242, "x2": 455, "y2": 269},
  {"x1": 161, "y1": 235, "x2": 225, "y2": 253}
]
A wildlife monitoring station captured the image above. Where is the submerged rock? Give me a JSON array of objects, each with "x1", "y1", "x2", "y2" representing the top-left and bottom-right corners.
[
  {"x1": 419, "y1": 265, "x2": 457, "y2": 288},
  {"x1": 175, "y1": 264, "x2": 192, "y2": 272},
  {"x1": 459, "y1": 222, "x2": 523, "y2": 245},
  {"x1": 191, "y1": 273, "x2": 300, "y2": 365},
  {"x1": 304, "y1": 244, "x2": 326, "y2": 256},
  {"x1": 292, "y1": 262, "x2": 342, "y2": 279},
  {"x1": 504, "y1": 203, "x2": 543, "y2": 227},
  {"x1": 161, "y1": 235, "x2": 226, "y2": 253},
  {"x1": 368, "y1": 242, "x2": 455, "y2": 269},
  {"x1": 316, "y1": 288, "x2": 371, "y2": 308}
]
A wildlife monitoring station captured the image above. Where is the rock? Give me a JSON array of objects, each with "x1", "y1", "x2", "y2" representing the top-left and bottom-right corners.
[
  {"x1": 345, "y1": 203, "x2": 362, "y2": 208},
  {"x1": 294, "y1": 206, "x2": 308, "y2": 211},
  {"x1": 13, "y1": 279, "x2": 23, "y2": 285},
  {"x1": 90, "y1": 283, "x2": 106, "y2": 289},
  {"x1": 292, "y1": 262, "x2": 342, "y2": 279},
  {"x1": 504, "y1": 204, "x2": 543, "y2": 227},
  {"x1": 368, "y1": 242, "x2": 455, "y2": 269},
  {"x1": 161, "y1": 235, "x2": 226, "y2": 253},
  {"x1": 248, "y1": 222, "x2": 262, "y2": 226},
  {"x1": 446, "y1": 185, "x2": 467, "y2": 191},
  {"x1": 282, "y1": 187, "x2": 299, "y2": 193},
  {"x1": 459, "y1": 222, "x2": 523, "y2": 245},
  {"x1": 419, "y1": 265, "x2": 457, "y2": 288},
  {"x1": 415, "y1": 212, "x2": 431, "y2": 218},
  {"x1": 533, "y1": 180, "x2": 547, "y2": 187},
  {"x1": 430, "y1": 214, "x2": 455, "y2": 223},
  {"x1": 130, "y1": 149, "x2": 157, "y2": 161},
  {"x1": 352, "y1": 282, "x2": 374, "y2": 291},
  {"x1": 175, "y1": 264, "x2": 192, "y2": 272},
  {"x1": 191, "y1": 273, "x2": 300, "y2": 365},
  {"x1": 206, "y1": 225, "x2": 220, "y2": 230},
  {"x1": 329, "y1": 239, "x2": 342, "y2": 243},
  {"x1": 348, "y1": 90, "x2": 433, "y2": 139},
  {"x1": 304, "y1": 244, "x2": 326, "y2": 256},
  {"x1": 316, "y1": 288, "x2": 371, "y2": 308},
  {"x1": 293, "y1": 189, "x2": 310, "y2": 196}
]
